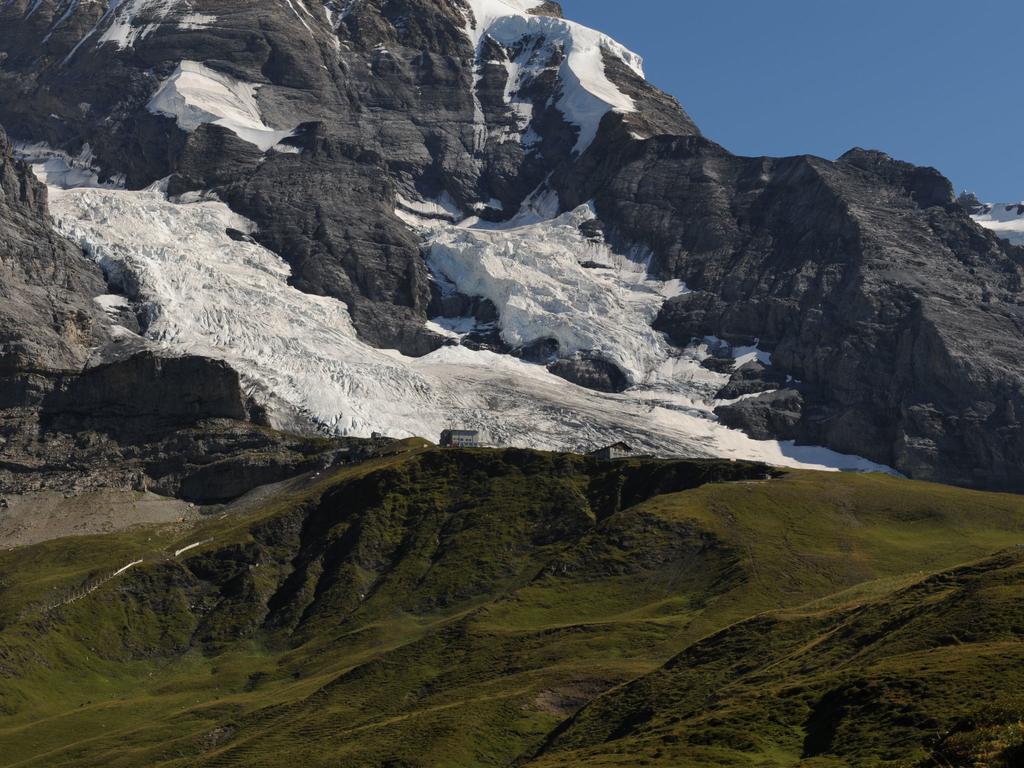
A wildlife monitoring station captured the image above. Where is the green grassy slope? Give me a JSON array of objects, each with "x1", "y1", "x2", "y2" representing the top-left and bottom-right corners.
[
  {"x1": 535, "y1": 550, "x2": 1024, "y2": 768},
  {"x1": 0, "y1": 449, "x2": 1020, "y2": 767}
]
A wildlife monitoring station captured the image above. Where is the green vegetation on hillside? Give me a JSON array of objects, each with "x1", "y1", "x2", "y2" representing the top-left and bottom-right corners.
[{"x1": 0, "y1": 449, "x2": 1021, "y2": 767}]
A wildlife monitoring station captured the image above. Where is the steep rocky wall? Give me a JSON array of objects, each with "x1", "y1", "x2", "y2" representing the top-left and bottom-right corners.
[
  {"x1": 0, "y1": 127, "x2": 111, "y2": 377},
  {"x1": 555, "y1": 134, "x2": 1024, "y2": 490}
]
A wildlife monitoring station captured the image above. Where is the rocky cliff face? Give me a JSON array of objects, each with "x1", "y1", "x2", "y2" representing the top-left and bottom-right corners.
[
  {"x1": 0, "y1": 127, "x2": 111, "y2": 378},
  {"x1": 0, "y1": 0, "x2": 1021, "y2": 490},
  {"x1": 557, "y1": 135, "x2": 1024, "y2": 489}
]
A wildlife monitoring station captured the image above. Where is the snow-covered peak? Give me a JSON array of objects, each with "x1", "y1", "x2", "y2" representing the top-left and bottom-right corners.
[
  {"x1": 462, "y1": 0, "x2": 547, "y2": 42},
  {"x1": 462, "y1": 0, "x2": 644, "y2": 153},
  {"x1": 972, "y1": 201, "x2": 1024, "y2": 246}
]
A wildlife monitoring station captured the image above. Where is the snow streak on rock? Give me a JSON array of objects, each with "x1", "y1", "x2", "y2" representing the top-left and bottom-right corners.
[
  {"x1": 49, "y1": 0, "x2": 209, "y2": 53},
  {"x1": 96, "y1": 0, "x2": 178, "y2": 48},
  {"x1": 46, "y1": 182, "x2": 893, "y2": 475}
]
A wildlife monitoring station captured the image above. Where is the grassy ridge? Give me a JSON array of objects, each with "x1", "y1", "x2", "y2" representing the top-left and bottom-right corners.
[
  {"x1": 0, "y1": 450, "x2": 1021, "y2": 766},
  {"x1": 536, "y1": 550, "x2": 1024, "y2": 767}
]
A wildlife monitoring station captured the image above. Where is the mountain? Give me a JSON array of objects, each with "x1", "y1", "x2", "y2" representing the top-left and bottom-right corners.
[
  {"x1": 0, "y1": 0, "x2": 1022, "y2": 491},
  {"x1": 0, "y1": 447, "x2": 1021, "y2": 766},
  {"x1": 0, "y1": 6, "x2": 1021, "y2": 764}
]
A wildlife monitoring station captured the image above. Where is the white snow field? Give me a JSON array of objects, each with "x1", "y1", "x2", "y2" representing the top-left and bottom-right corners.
[
  {"x1": 973, "y1": 202, "x2": 1024, "y2": 246},
  {"x1": 147, "y1": 61, "x2": 298, "y2": 152},
  {"x1": 42, "y1": 174, "x2": 892, "y2": 475}
]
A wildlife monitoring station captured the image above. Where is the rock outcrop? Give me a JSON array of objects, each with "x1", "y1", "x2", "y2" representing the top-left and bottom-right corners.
[
  {"x1": 548, "y1": 356, "x2": 630, "y2": 394},
  {"x1": 716, "y1": 361, "x2": 788, "y2": 400},
  {"x1": 41, "y1": 353, "x2": 250, "y2": 441},
  {"x1": 0, "y1": 127, "x2": 111, "y2": 379},
  {"x1": 558, "y1": 137, "x2": 1024, "y2": 490}
]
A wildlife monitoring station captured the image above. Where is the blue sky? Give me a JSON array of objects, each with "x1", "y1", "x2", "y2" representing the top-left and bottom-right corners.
[{"x1": 561, "y1": 0, "x2": 1021, "y2": 201}]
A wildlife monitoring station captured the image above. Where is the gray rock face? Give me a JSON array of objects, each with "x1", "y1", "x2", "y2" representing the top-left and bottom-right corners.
[
  {"x1": 558, "y1": 137, "x2": 1024, "y2": 490},
  {"x1": 0, "y1": 2, "x2": 1021, "y2": 490},
  {"x1": 0, "y1": 0, "x2": 687, "y2": 355},
  {"x1": 1, "y1": 343, "x2": 356, "y2": 502},
  {"x1": 41, "y1": 353, "x2": 250, "y2": 441},
  {"x1": 0, "y1": 128, "x2": 111, "y2": 377},
  {"x1": 548, "y1": 356, "x2": 630, "y2": 394},
  {"x1": 716, "y1": 389, "x2": 804, "y2": 442},
  {"x1": 716, "y1": 361, "x2": 788, "y2": 400}
]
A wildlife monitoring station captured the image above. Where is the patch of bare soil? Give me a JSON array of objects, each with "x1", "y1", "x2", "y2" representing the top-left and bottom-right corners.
[{"x1": 0, "y1": 489, "x2": 198, "y2": 549}]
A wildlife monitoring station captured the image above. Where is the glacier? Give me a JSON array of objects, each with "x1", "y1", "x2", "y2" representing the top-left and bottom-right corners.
[
  {"x1": 40, "y1": 170, "x2": 894, "y2": 475},
  {"x1": 973, "y1": 202, "x2": 1024, "y2": 246}
]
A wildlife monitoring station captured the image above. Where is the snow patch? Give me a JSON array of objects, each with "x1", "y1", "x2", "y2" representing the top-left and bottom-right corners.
[
  {"x1": 147, "y1": 61, "x2": 298, "y2": 152},
  {"x1": 14, "y1": 141, "x2": 124, "y2": 189},
  {"x1": 174, "y1": 539, "x2": 211, "y2": 557},
  {"x1": 97, "y1": 0, "x2": 169, "y2": 49},
  {"x1": 703, "y1": 336, "x2": 773, "y2": 368},
  {"x1": 395, "y1": 193, "x2": 462, "y2": 223},
  {"x1": 177, "y1": 12, "x2": 217, "y2": 30},
  {"x1": 111, "y1": 559, "x2": 143, "y2": 578},
  {"x1": 94, "y1": 294, "x2": 131, "y2": 314}
]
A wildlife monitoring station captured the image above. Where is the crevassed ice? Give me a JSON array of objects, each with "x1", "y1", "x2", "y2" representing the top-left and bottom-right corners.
[
  {"x1": 426, "y1": 204, "x2": 676, "y2": 383},
  {"x1": 46, "y1": 182, "x2": 894, "y2": 475}
]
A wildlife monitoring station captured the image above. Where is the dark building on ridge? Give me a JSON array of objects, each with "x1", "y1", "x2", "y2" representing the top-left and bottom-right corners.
[
  {"x1": 440, "y1": 429, "x2": 481, "y2": 448},
  {"x1": 589, "y1": 442, "x2": 634, "y2": 461}
]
